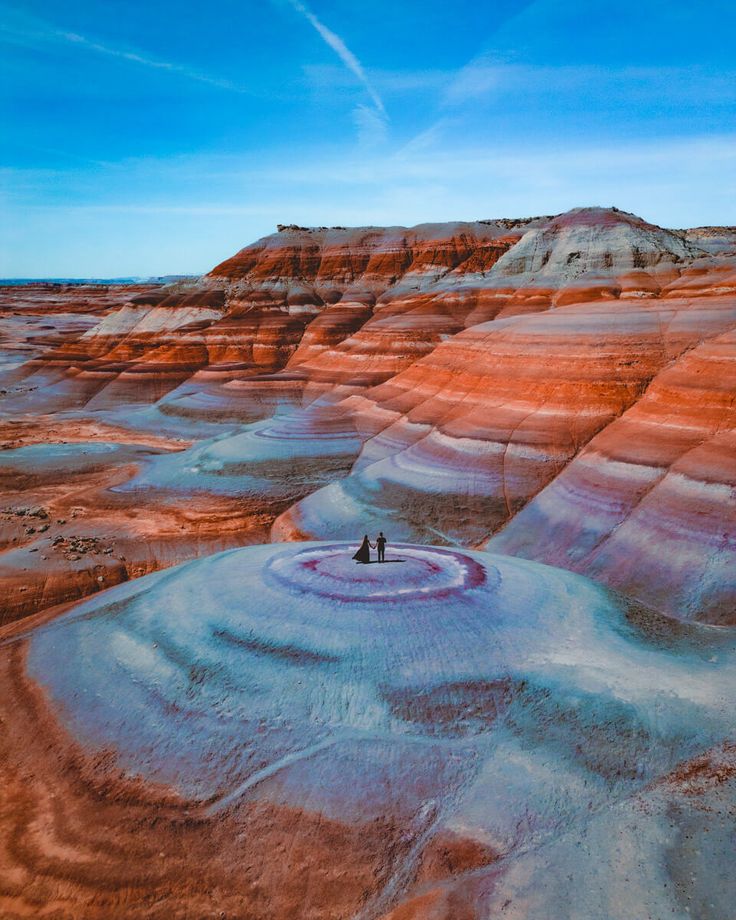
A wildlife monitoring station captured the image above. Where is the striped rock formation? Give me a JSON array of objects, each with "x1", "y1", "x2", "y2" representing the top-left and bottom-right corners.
[
  {"x1": 2, "y1": 209, "x2": 736, "y2": 919},
  {"x1": 0, "y1": 283, "x2": 161, "y2": 380},
  {"x1": 2, "y1": 208, "x2": 716, "y2": 417},
  {"x1": 487, "y1": 327, "x2": 736, "y2": 624},
  {"x1": 1, "y1": 542, "x2": 734, "y2": 918},
  {"x1": 274, "y1": 291, "x2": 736, "y2": 619},
  {"x1": 2, "y1": 208, "x2": 735, "y2": 625}
]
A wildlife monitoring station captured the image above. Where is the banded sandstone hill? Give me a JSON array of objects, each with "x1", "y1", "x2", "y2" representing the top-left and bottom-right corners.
[
  {"x1": 1, "y1": 206, "x2": 734, "y2": 624},
  {"x1": 1, "y1": 206, "x2": 735, "y2": 920}
]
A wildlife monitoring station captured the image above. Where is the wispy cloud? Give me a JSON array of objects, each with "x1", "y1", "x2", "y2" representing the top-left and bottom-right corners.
[
  {"x1": 285, "y1": 0, "x2": 386, "y2": 116},
  {"x1": 397, "y1": 55, "x2": 736, "y2": 159},
  {"x1": 303, "y1": 64, "x2": 451, "y2": 96},
  {"x1": 441, "y1": 59, "x2": 736, "y2": 109},
  {"x1": 441, "y1": 57, "x2": 505, "y2": 106},
  {"x1": 59, "y1": 29, "x2": 250, "y2": 92},
  {"x1": 352, "y1": 104, "x2": 388, "y2": 148},
  {"x1": 0, "y1": 8, "x2": 251, "y2": 93}
]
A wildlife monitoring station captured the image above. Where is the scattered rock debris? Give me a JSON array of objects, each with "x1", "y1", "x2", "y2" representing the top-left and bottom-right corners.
[
  {"x1": 47, "y1": 535, "x2": 117, "y2": 562},
  {"x1": 3, "y1": 505, "x2": 50, "y2": 520}
]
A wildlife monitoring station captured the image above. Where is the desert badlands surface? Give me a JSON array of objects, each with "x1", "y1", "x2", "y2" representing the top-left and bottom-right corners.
[{"x1": 0, "y1": 206, "x2": 735, "y2": 918}]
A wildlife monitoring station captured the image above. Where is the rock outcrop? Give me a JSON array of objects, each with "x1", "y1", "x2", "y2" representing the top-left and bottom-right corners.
[
  {"x1": 1, "y1": 207, "x2": 735, "y2": 624},
  {"x1": 1, "y1": 543, "x2": 734, "y2": 918},
  {"x1": 274, "y1": 292, "x2": 736, "y2": 610},
  {"x1": 2, "y1": 207, "x2": 736, "y2": 919},
  {"x1": 486, "y1": 327, "x2": 736, "y2": 623}
]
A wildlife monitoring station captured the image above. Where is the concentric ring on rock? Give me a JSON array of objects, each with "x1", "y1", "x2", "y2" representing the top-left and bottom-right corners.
[{"x1": 264, "y1": 543, "x2": 489, "y2": 603}]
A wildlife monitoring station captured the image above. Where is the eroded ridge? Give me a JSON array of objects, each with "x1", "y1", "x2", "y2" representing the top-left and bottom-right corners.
[{"x1": 1, "y1": 542, "x2": 735, "y2": 918}]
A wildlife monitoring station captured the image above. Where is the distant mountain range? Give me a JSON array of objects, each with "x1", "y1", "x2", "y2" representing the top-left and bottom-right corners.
[{"x1": 0, "y1": 275, "x2": 197, "y2": 286}]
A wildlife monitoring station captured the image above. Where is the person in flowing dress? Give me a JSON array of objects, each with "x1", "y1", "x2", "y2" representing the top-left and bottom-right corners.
[{"x1": 352, "y1": 534, "x2": 374, "y2": 564}]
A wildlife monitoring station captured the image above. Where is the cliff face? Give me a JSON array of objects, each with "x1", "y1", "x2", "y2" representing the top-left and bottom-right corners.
[
  {"x1": 1, "y1": 207, "x2": 735, "y2": 625},
  {"x1": 486, "y1": 326, "x2": 736, "y2": 623}
]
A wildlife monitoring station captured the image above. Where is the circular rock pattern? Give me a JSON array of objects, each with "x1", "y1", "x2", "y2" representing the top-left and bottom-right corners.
[{"x1": 265, "y1": 543, "x2": 489, "y2": 602}]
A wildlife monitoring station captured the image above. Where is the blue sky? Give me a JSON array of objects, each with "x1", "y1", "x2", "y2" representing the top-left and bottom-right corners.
[{"x1": 1, "y1": 0, "x2": 735, "y2": 276}]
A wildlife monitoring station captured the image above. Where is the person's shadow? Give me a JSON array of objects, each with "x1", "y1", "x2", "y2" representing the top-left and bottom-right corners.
[{"x1": 362, "y1": 559, "x2": 405, "y2": 564}]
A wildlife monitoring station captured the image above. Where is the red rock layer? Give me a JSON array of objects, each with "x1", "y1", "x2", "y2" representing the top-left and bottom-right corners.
[
  {"x1": 455, "y1": 206, "x2": 704, "y2": 322},
  {"x1": 0, "y1": 640, "x2": 496, "y2": 919},
  {"x1": 0, "y1": 282, "x2": 165, "y2": 316},
  {"x1": 0, "y1": 416, "x2": 283, "y2": 625},
  {"x1": 208, "y1": 221, "x2": 538, "y2": 295},
  {"x1": 3, "y1": 298, "x2": 224, "y2": 412},
  {"x1": 151, "y1": 300, "x2": 375, "y2": 422},
  {"x1": 274, "y1": 292, "x2": 736, "y2": 618},
  {"x1": 487, "y1": 327, "x2": 736, "y2": 623},
  {"x1": 2, "y1": 210, "x2": 715, "y2": 418},
  {"x1": 271, "y1": 208, "x2": 707, "y2": 397},
  {"x1": 83, "y1": 306, "x2": 317, "y2": 409},
  {"x1": 6, "y1": 222, "x2": 536, "y2": 416},
  {"x1": 2, "y1": 210, "x2": 735, "y2": 625},
  {"x1": 0, "y1": 284, "x2": 163, "y2": 388}
]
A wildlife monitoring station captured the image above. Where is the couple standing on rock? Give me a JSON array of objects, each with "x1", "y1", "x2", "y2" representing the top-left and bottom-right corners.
[{"x1": 353, "y1": 532, "x2": 387, "y2": 564}]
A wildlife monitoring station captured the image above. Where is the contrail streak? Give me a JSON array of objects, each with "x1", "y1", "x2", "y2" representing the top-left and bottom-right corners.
[
  {"x1": 59, "y1": 30, "x2": 249, "y2": 92},
  {"x1": 0, "y1": 10, "x2": 251, "y2": 94},
  {"x1": 287, "y1": 0, "x2": 385, "y2": 115}
]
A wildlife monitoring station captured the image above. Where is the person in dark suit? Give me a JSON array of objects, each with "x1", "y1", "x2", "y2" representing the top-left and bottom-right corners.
[{"x1": 376, "y1": 532, "x2": 387, "y2": 563}]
